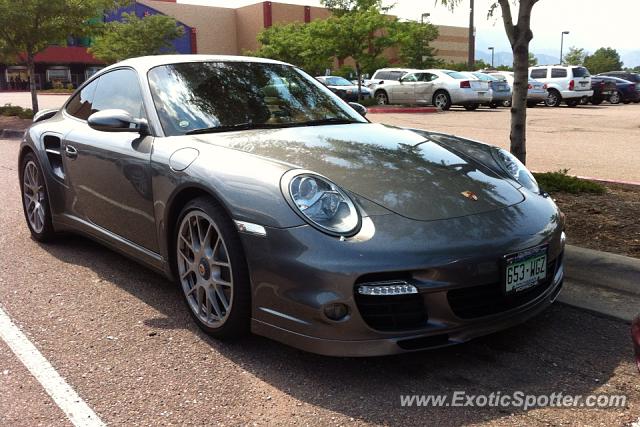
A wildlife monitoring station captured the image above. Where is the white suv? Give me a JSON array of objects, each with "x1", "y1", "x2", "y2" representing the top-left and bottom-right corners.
[{"x1": 529, "y1": 65, "x2": 593, "y2": 107}]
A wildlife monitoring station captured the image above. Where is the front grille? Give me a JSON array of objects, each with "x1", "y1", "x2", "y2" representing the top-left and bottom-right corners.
[
  {"x1": 354, "y1": 292, "x2": 427, "y2": 331},
  {"x1": 447, "y1": 259, "x2": 558, "y2": 319}
]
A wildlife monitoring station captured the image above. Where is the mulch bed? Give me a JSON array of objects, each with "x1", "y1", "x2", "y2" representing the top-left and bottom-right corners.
[
  {"x1": 0, "y1": 116, "x2": 32, "y2": 131},
  {"x1": 553, "y1": 182, "x2": 640, "y2": 258}
]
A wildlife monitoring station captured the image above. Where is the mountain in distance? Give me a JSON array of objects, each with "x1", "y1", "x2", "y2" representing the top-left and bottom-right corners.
[{"x1": 475, "y1": 50, "x2": 558, "y2": 67}]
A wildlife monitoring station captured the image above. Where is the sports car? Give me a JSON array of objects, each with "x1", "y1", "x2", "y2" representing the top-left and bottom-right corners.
[{"x1": 19, "y1": 55, "x2": 565, "y2": 356}]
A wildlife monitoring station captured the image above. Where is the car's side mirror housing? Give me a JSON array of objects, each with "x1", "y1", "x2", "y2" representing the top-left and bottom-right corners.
[
  {"x1": 348, "y1": 102, "x2": 367, "y2": 117},
  {"x1": 88, "y1": 109, "x2": 149, "y2": 135}
]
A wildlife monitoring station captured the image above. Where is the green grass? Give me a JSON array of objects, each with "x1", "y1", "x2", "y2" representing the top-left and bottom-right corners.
[
  {"x1": 534, "y1": 169, "x2": 606, "y2": 194},
  {"x1": 0, "y1": 104, "x2": 34, "y2": 119}
]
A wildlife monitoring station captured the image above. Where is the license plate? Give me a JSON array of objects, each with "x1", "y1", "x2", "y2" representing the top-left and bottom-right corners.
[{"x1": 504, "y1": 247, "x2": 547, "y2": 293}]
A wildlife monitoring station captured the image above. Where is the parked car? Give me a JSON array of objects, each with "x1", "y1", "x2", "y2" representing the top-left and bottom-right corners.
[
  {"x1": 598, "y1": 71, "x2": 640, "y2": 91},
  {"x1": 529, "y1": 65, "x2": 593, "y2": 107},
  {"x1": 596, "y1": 74, "x2": 640, "y2": 104},
  {"x1": 372, "y1": 69, "x2": 491, "y2": 110},
  {"x1": 19, "y1": 54, "x2": 565, "y2": 356},
  {"x1": 367, "y1": 68, "x2": 417, "y2": 89},
  {"x1": 315, "y1": 75, "x2": 371, "y2": 101},
  {"x1": 633, "y1": 315, "x2": 640, "y2": 372},
  {"x1": 486, "y1": 71, "x2": 547, "y2": 107},
  {"x1": 461, "y1": 71, "x2": 511, "y2": 108},
  {"x1": 589, "y1": 76, "x2": 624, "y2": 105}
]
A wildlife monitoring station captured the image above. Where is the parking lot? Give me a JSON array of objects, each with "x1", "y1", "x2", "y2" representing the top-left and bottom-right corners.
[{"x1": 1, "y1": 108, "x2": 639, "y2": 424}]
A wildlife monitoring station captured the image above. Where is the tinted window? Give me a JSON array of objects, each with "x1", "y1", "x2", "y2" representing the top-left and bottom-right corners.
[
  {"x1": 402, "y1": 73, "x2": 418, "y2": 82},
  {"x1": 92, "y1": 69, "x2": 146, "y2": 118},
  {"x1": 443, "y1": 71, "x2": 468, "y2": 79},
  {"x1": 147, "y1": 62, "x2": 365, "y2": 136},
  {"x1": 626, "y1": 73, "x2": 640, "y2": 83},
  {"x1": 530, "y1": 68, "x2": 547, "y2": 79},
  {"x1": 387, "y1": 71, "x2": 406, "y2": 80},
  {"x1": 551, "y1": 68, "x2": 567, "y2": 78},
  {"x1": 571, "y1": 67, "x2": 590, "y2": 77},
  {"x1": 66, "y1": 79, "x2": 99, "y2": 120}
]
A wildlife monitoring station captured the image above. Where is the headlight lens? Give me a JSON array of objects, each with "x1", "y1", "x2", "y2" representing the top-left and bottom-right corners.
[
  {"x1": 494, "y1": 148, "x2": 540, "y2": 194},
  {"x1": 288, "y1": 173, "x2": 360, "y2": 236}
]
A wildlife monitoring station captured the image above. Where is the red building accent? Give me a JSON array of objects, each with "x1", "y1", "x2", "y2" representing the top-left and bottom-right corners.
[
  {"x1": 20, "y1": 46, "x2": 103, "y2": 65},
  {"x1": 304, "y1": 6, "x2": 311, "y2": 23},
  {"x1": 190, "y1": 28, "x2": 198, "y2": 54},
  {"x1": 263, "y1": 1, "x2": 272, "y2": 28}
]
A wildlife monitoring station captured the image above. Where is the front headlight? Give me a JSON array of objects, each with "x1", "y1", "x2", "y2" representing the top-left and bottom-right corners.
[
  {"x1": 493, "y1": 148, "x2": 540, "y2": 194},
  {"x1": 287, "y1": 172, "x2": 360, "y2": 236}
]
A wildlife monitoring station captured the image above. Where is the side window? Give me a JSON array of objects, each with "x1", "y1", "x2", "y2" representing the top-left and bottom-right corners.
[
  {"x1": 551, "y1": 68, "x2": 567, "y2": 78},
  {"x1": 66, "y1": 79, "x2": 99, "y2": 120},
  {"x1": 376, "y1": 71, "x2": 388, "y2": 80},
  {"x1": 530, "y1": 68, "x2": 547, "y2": 79},
  {"x1": 91, "y1": 69, "x2": 146, "y2": 118},
  {"x1": 389, "y1": 71, "x2": 406, "y2": 81},
  {"x1": 402, "y1": 73, "x2": 418, "y2": 82}
]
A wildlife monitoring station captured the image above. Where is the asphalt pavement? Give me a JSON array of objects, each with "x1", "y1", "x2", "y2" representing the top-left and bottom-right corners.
[{"x1": 1, "y1": 137, "x2": 639, "y2": 426}]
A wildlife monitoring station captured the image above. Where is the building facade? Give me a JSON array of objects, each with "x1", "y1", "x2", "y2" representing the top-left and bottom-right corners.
[{"x1": 0, "y1": 0, "x2": 469, "y2": 91}]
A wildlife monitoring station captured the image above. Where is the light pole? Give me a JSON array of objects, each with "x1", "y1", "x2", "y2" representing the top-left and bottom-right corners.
[
  {"x1": 421, "y1": 12, "x2": 430, "y2": 24},
  {"x1": 468, "y1": 0, "x2": 475, "y2": 68},
  {"x1": 488, "y1": 47, "x2": 494, "y2": 68},
  {"x1": 560, "y1": 31, "x2": 570, "y2": 64}
]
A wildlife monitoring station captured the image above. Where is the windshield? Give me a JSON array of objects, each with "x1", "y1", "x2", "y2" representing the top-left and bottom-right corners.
[
  {"x1": 148, "y1": 62, "x2": 365, "y2": 136},
  {"x1": 324, "y1": 76, "x2": 353, "y2": 86},
  {"x1": 572, "y1": 67, "x2": 590, "y2": 78}
]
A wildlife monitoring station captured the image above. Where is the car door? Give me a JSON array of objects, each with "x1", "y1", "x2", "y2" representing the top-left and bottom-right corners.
[
  {"x1": 414, "y1": 73, "x2": 437, "y2": 103},
  {"x1": 395, "y1": 73, "x2": 419, "y2": 103},
  {"x1": 62, "y1": 68, "x2": 158, "y2": 252}
]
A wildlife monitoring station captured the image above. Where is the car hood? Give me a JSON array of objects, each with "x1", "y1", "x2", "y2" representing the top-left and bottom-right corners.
[{"x1": 191, "y1": 123, "x2": 524, "y2": 221}]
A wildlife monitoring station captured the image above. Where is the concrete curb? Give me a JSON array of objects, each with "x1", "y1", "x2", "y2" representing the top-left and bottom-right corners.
[
  {"x1": 368, "y1": 107, "x2": 439, "y2": 114},
  {"x1": 0, "y1": 129, "x2": 25, "y2": 139}
]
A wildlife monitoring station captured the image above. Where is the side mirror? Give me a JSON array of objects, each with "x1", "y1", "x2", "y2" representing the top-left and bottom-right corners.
[
  {"x1": 348, "y1": 102, "x2": 367, "y2": 117},
  {"x1": 88, "y1": 109, "x2": 149, "y2": 134}
]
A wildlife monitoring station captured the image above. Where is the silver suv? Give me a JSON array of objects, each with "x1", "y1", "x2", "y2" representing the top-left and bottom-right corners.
[{"x1": 529, "y1": 65, "x2": 593, "y2": 107}]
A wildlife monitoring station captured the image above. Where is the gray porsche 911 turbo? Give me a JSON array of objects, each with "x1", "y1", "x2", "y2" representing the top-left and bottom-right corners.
[{"x1": 19, "y1": 55, "x2": 565, "y2": 356}]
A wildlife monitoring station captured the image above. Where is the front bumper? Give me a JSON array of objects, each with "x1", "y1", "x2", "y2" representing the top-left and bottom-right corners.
[{"x1": 240, "y1": 194, "x2": 565, "y2": 356}]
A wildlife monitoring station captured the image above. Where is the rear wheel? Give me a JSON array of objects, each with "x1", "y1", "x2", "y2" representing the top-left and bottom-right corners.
[
  {"x1": 609, "y1": 91, "x2": 621, "y2": 104},
  {"x1": 20, "y1": 152, "x2": 55, "y2": 242},
  {"x1": 175, "y1": 197, "x2": 251, "y2": 339},
  {"x1": 432, "y1": 90, "x2": 451, "y2": 111},
  {"x1": 502, "y1": 99, "x2": 512, "y2": 107},
  {"x1": 374, "y1": 91, "x2": 389, "y2": 105},
  {"x1": 463, "y1": 104, "x2": 479, "y2": 111},
  {"x1": 545, "y1": 89, "x2": 561, "y2": 107}
]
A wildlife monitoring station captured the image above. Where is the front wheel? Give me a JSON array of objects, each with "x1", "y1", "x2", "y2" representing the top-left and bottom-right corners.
[
  {"x1": 545, "y1": 90, "x2": 562, "y2": 107},
  {"x1": 374, "y1": 91, "x2": 389, "y2": 105},
  {"x1": 609, "y1": 91, "x2": 621, "y2": 104},
  {"x1": 432, "y1": 91, "x2": 451, "y2": 111},
  {"x1": 175, "y1": 197, "x2": 251, "y2": 339},
  {"x1": 20, "y1": 152, "x2": 56, "y2": 241}
]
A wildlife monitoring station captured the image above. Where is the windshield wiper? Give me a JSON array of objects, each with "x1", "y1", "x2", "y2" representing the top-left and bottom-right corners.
[{"x1": 185, "y1": 122, "x2": 280, "y2": 135}]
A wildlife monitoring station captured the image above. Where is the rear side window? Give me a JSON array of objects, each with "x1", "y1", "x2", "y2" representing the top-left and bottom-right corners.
[
  {"x1": 551, "y1": 68, "x2": 567, "y2": 78},
  {"x1": 373, "y1": 71, "x2": 388, "y2": 80},
  {"x1": 530, "y1": 68, "x2": 547, "y2": 79},
  {"x1": 388, "y1": 71, "x2": 406, "y2": 81},
  {"x1": 571, "y1": 67, "x2": 590, "y2": 77},
  {"x1": 444, "y1": 71, "x2": 468, "y2": 79},
  {"x1": 627, "y1": 73, "x2": 640, "y2": 83},
  {"x1": 66, "y1": 79, "x2": 99, "y2": 120},
  {"x1": 91, "y1": 69, "x2": 146, "y2": 118}
]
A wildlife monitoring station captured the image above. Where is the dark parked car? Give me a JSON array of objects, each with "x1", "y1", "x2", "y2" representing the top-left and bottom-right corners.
[
  {"x1": 633, "y1": 315, "x2": 640, "y2": 372},
  {"x1": 600, "y1": 76, "x2": 640, "y2": 104},
  {"x1": 315, "y1": 75, "x2": 371, "y2": 101},
  {"x1": 20, "y1": 55, "x2": 566, "y2": 356},
  {"x1": 598, "y1": 71, "x2": 640, "y2": 86},
  {"x1": 588, "y1": 76, "x2": 618, "y2": 105}
]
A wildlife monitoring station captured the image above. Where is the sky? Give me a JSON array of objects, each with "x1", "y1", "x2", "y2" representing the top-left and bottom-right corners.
[{"x1": 180, "y1": 0, "x2": 640, "y2": 63}]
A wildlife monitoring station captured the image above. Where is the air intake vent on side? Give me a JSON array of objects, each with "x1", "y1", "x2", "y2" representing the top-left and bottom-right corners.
[{"x1": 43, "y1": 135, "x2": 64, "y2": 180}]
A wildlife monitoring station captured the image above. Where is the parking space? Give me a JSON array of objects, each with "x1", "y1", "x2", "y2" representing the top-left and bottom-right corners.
[{"x1": 0, "y1": 137, "x2": 639, "y2": 425}]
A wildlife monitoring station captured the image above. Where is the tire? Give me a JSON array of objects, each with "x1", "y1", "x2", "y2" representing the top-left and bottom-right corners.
[
  {"x1": 566, "y1": 99, "x2": 579, "y2": 107},
  {"x1": 432, "y1": 90, "x2": 451, "y2": 110},
  {"x1": 463, "y1": 104, "x2": 479, "y2": 111},
  {"x1": 609, "y1": 91, "x2": 621, "y2": 104},
  {"x1": 19, "y1": 152, "x2": 56, "y2": 242},
  {"x1": 374, "y1": 91, "x2": 389, "y2": 105},
  {"x1": 545, "y1": 89, "x2": 562, "y2": 107},
  {"x1": 502, "y1": 100, "x2": 512, "y2": 107},
  {"x1": 174, "y1": 197, "x2": 251, "y2": 339},
  {"x1": 591, "y1": 97, "x2": 603, "y2": 105}
]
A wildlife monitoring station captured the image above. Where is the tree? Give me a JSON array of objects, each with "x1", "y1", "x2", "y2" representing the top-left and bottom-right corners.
[
  {"x1": 320, "y1": 0, "x2": 395, "y2": 100},
  {"x1": 496, "y1": 64, "x2": 513, "y2": 71},
  {"x1": 528, "y1": 52, "x2": 537, "y2": 66},
  {"x1": 90, "y1": 12, "x2": 184, "y2": 65},
  {"x1": 391, "y1": 20, "x2": 440, "y2": 69},
  {"x1": 439, "y1": 0, "x2": 540, "y2": 164},
  {"x1": 583, "y1": 47, "x2": 623, "y2": 75},
  {"x1": 563, "y1": 46, "x2": 585, "y2": 65},
  {"x1": 246, "y1": 21, "x2": 334, "y2": 76},
  {"x1": 0, "y1": 0, "x2": 124, "y2": 112}
]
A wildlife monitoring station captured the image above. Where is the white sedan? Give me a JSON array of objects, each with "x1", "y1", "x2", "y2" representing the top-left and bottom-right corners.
[{"x1": 372, "y1": 69, "x2": 492, "y2": 110}]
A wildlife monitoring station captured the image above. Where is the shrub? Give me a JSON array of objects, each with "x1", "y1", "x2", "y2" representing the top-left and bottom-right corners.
[{"x1": 534, "y1": 169, "x2": 606, "y2": 194}]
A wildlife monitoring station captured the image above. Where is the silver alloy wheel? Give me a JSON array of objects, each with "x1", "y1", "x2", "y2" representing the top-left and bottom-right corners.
[
  {"x1": 434, "y1": 93, "x2": 448, "y2": 109},
  {"x1": 609, "y1": 91, "x2": 621, "y2": 104},
  {"x1": 545, "y1": 91, "x2": 559, "y2": 107},
  {"x1": 177, "y1": 211, "x2": 233, "y2": 328},
  {"x1": 375, "y1": 92, "x2": 388, "y2": 105},
  {"x1": 23, "y1": 160, "x2": 46, "y2": 234}
]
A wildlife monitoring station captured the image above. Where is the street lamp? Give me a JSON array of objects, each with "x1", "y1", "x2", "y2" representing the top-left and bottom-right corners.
[
  {"x1": 421, "y1": 12, "x2": 430, "y2": 24},
  {"x1": 488, "y1": 47, "x2": 494, "y2": 68},
  {"x1": 560, "y1": 31, "x2": 570, "y2": 64}
]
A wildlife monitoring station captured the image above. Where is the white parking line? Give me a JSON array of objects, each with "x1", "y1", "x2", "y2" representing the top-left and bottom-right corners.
[{"x1": 0, "y1": 305, "x2": 105, "y2": 427}]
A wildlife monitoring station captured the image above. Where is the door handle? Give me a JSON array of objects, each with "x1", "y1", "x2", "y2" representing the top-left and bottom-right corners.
[{"x1": 65, "y1": 145, "x2": 78, "y2": 159}]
